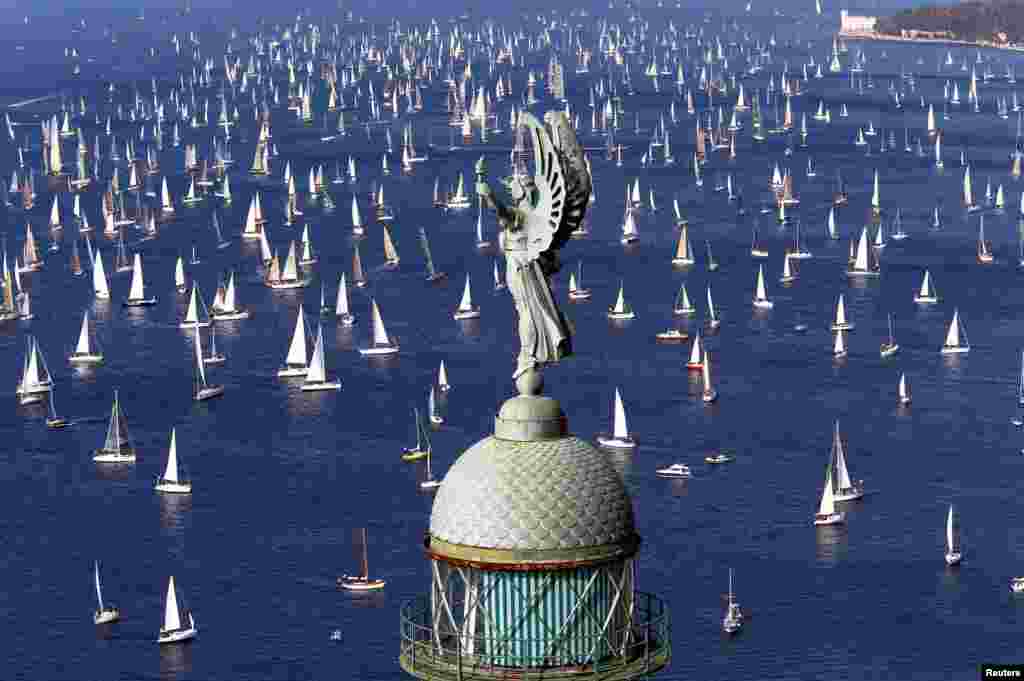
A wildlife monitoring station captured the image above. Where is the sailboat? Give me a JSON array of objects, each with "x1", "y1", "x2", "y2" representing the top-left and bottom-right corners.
[
  {"x1": 687, "y1": 331, "x2": 705, "y2": 370},
  {"x1": 898, "y1": 372, "x2": 912, "y2": 405},
  {"x1": 211, "y1": 271, "x2": 249, "y2": 320},
  {"x1": 880, "y1": 314, "x2": 900, "y2": 357},
  {"x1": 402, "y1": 409, "x2": 428, "y2": 462},
  {"x1": 914, "y1": 269, "x2": 939, "y2": 303},
  {"x1": 826, "y1": 207, "x2": 839, "y2": 240},
  {"x1": 453, "y1": 274, "x2": 480, "y2": 320},
  {"x1": 334, "y1": 274, "x2": 356, "y2": 326},
  {"x1": 337, "y1": 528, "x2": 386, "y2": 590},
  {"x1": 829, "y1": 420, "x2": 865, "y2": 501},
  {"x1": 814, "y1": 455, "x2": 846, "y2": 526},
  {"x1": 779, "y1": 253, "x2": 796, "y2": 284},
  {"x1": 621, "y1": 207, "x2": 639, "y2": 245},
  {"x1": 706, "y1": 241, "x2": 719, "y2": 271},
  {"x1": 93, "y1": 251, "x2": 110, "y2": 299},
  {"x1": 706, "y1": 287, "x2": 721, "y2": 330},
  {"x1": 944, "y1": 504, "x2": 962, "y2": 566},
  {"x1": 671, "y1": 224, "x2": 695, "y2": 265},
  {"x1": 358, "y1": 299, "x2": 399, "y2": 356},
  {"x1": 68, "y1": 310, "x2": 103, "y2": 365},
  {"x1": 673, "y1": 283, "x2": 696, "y2": 316},
  {"x1": 475, "y1": 198, "x2": 491, "y2": 249},
  {"x1": 722, "y1": 569, "x2": 743, "y2": 634},
  {"x1": 420, "y1": 434, "x2": 442, "y2": 489},
  {"x1": 1018, "y1": 350, "x2": 1024, "y2": 406},
  {"x1": 788, "y1": 219, "x2": 812, "y2": 259},
  {"x1": 265, "y1": 242, "x2": 307, "y2": 289},
  {"x1": 45, "y1": 384, "x2": 68, "y2": 428},
  {"x1": 17, "y1": 336, "x2": 52, "y2": 398},
  {"x1": 123, "y1": 254, "x2": 156, "y2": 306},
  {"x1": 830, "y1": 294, "x2": 854, "y2": 331},
  {"x1": 832, "y1": 328, "x2": 847, "y2": 359},
  {"x1": 446, "y1": 173, "x2": 471, "y2": 209},
  {"x1": 701, "y1": 351, "x2": 718, "y2": 403},
  {"x1": 940, "y1": 308, "x2": 970, "y2": 354},
  {"x1": 158, "y1": 576, "x2": 197, "y2": 644},
  {"x1": 193, "y1": 328, "x2": 224, "y2": 401},
  {"x1": 977, "y1": 215, "x2": 994, "y2": 263},
  {"x1": 607, "y1": 281, "x2": 635, "y2": 320},
  {"x1": 596, "y1": 387, "x2": 636, "y2": 449},
  {"x1": 93, "y1": 561, "x2": 120, "y2": 624},
  {"x1": 752, "y1": 265, "x2": 773, "y2": 309},
  {"x1": 180, "y1": 284, "x2": 211, "y2": 328},
  {"x1": 847, "y1": 227, "x2": 880, "y2": 277},
  {"x1": 568, "y1": 261, "x2": 591, "y2": 301},
  {"x1": 438, "y1": 361, "x2": 451, "y2": 393},
  {"x1": 155, "y1": 429, "x2": 192, "y2": 493},
  {"x1": 419, "y1": 227, "x2": 447, "y2": 282},
  {"x1": 428, "y1": 384, "x2": 443, "y2": 426},
  {"x1": 302, "y1": 323, "x2": 341, "y2": 391},
  {"x1": 93, "y1": 390, "x2": 136, "y2": 462},
  {"x1": 279, "y1": 307, "x2": 310, "y2": 377},
  {"x1": 382, "y1": 225, "x2": 400, "y2": 266},
  {"x1": 175, "y1": 256, "x2": 187, "y2": 293}
]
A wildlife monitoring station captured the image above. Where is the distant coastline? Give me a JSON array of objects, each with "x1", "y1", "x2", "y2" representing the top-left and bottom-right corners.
[
  {"x1": 837, "y1": 7, "x2": 1024, "y2": 52},
  {"x1": 837, "y1": 29, "x2": 1024, "y2": 52}
]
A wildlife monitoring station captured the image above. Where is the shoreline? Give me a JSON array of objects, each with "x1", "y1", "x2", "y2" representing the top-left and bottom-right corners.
[{"x1": 838, "y1": 31, "x2": 1024, "y2": 53}]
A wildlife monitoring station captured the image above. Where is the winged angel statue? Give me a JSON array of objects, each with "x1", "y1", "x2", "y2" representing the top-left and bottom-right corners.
[{"x1": 475, "y1": 111, "x2": 592, "y2": 395}]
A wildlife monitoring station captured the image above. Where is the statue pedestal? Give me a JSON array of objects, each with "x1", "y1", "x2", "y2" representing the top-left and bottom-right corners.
[{"x1": 495, "y1": 395, "x2": 567, "y2": 442}]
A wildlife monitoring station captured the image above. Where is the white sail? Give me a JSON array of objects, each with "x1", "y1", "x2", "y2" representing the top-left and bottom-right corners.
[
  {"x1": 612, "y1": 388, "x2": 629, "y2": 439},
  {"x1": 185, "y1": 286, "x2": 199, "y2": 323},
  {"x1": 193, "y1": 328, "x2": 207, "y2": 387},
  {"x1": 282, "y1": 242, "x2": 299, "y2": 281},
  {"x1": 754, "y1": 265, "x2": 768, "y2": 301},
  {"x1": 94, "y1": 561, "x2": 105, "y2": 611},
  {"x1": 128, "y1": 254, "x2": 146, "y2": 301},
  {"x1": 163, "y1": 576, "x2": 182, "y2": 632},
  {"x1": 835, "y1": 295, "x2": 847, "y2": 326},
  {"x1": 335, "y1": 274, "x2": 350, "y2": 316},
  {"x1": 899, "y1": 373, "x2": 910, "y2": 401},
  {"x1": 175, "y1": 257, "x2": 186, "y2": 289},
  {"x1": 306, "y1": 324, "x2": 327, "y2": 383},
  {"x1": 818, "y1": 466, "x2": 836, "y2": 516},
  {"x1": 613, "y1": 284, "x2": 628, "y2": 313},
  {"x1": 921, "y1": 270, "x2": 937, "y2": 296},
  {"x1": 832, "y1": 421, "x2": 853, "y2": 489},
  {"x1": 689, "y1": 332, "x2": 703, "y2": 365},
  {"x1": 946, "y1": 505, "x2": 958, "y2": 553},
  {"x1": 707, "y1": 287, "x2": 717, "y2": 322},
  {"x1": 945, "y1": 309, "x2": 962, "y2": 347},
  {"x1": 224, "y1": 272, "x2": 238, "y2": 311},
  {"x1": 93, "y1": 252, "x2": 110, "y2": 298},
  {"x1": 852, "y1": 227, "x2": 873, "y2": 272},
  {"x1": 371, "y1": 299, "x2": 390, "y2": 345},
  {"x1": 286, "y1": 306, "x2": 308, "y2": 366},
  {"x1": 163, "y1": 429, "x2": 180, "y2": 483},
  {"x1": 76, "y1": 312, "x2": 92, "y2": 355},
  {"x1": 458, "y1": 274, "x2": 474, "y2": 310}
]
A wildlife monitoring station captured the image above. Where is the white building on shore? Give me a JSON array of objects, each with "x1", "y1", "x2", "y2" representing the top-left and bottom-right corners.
[{"x1": 840, "y1": 10, "x2": 878, "y2": 35}]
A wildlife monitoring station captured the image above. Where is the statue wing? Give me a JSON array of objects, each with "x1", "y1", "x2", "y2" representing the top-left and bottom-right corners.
[
  {"x1": 544, "y1": 111, "x2": 592, "y2": 252},
  {"x1": 520, "y1": 112, "x2": 566, "y2": 262}
]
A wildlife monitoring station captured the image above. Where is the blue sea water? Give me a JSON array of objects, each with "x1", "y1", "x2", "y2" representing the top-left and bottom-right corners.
[{"x1": 3, "y1": 5, "x2": 1024, "y2": 680}]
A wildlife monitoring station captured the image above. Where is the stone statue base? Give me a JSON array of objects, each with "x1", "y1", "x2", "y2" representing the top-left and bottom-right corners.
[{"x1": 495, "y1": 393, "x2": 567, "y2": 442}]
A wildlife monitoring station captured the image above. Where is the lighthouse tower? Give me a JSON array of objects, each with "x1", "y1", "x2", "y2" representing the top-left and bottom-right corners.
[{"x1": 399, "y1": 394, "x2": 671, "y2": 680}]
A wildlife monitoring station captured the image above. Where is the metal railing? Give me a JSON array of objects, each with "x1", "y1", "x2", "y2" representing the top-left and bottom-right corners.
[{"x1": 399, "y1": 592, "x2": 670, "y2": 681}]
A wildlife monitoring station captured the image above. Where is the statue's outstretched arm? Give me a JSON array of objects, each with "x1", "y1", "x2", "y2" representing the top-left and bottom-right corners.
[{"x1": 475, "y1": 157, "x2": 520, "y2": 230}]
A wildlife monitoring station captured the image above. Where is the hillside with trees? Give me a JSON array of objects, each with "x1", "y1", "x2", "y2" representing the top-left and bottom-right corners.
[{"x1": 877, "y1": 0, "x2": 1024, "y2": 43}]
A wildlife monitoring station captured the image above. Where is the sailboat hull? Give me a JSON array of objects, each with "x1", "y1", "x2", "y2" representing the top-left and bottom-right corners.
[
  {"x1": 212, "y1": 310, "x2": 250, "y2": 321},
  {"x1": 568, "y1": 289, "x2": 592, "y2": 300},
  {"x1": 155, "y1": 480, "x2": 192, "y2": 494},
  {"x1": 337, "y1": 576, "x2": 386, "y2": 591},
  {"x1": 914, "y1": 295, "x2": 939, "y2": 304},
  {"x1": 814, "y1": 511, "x2": 845, "y2": 526},
  {"x1": 301, "y1": 381, "x2": 341, "y2": 392},
  {"x1": 402, "y1": 449, "x2": 427, "y2": 462},
  {"x1": 277, "y1": 366, "x2": 308, "y2": 377},
  {"x1": 94, "y1": 608, "x2": 120, "y2": 625},
  {"x1": 124, "y1": 297, "x2": 157, "y2": 307},
  {"x1": 195, "y1": 385, "x2": 225, "y2": 401},
  {"x1": 596, "y1": 434, "x2": 636, "y2": 449},
  {"x1": 266, "y1": 280, "x2": 308, "y2": 290},
  {"x1": 180, "y1": 321, "x2": 211, "y2": 329},
  {"x1": 607, "y1": 310, "x2": 636, "y2": 320},
  {"x1": 337, "y1": 313, "x2": 356, "y2": 326},
  {"x1": 358, "y1": 344, "x2": 399, "y2": 356},
  {"x1": 453, "y1": 307, "x2": 481, "y2": 320},
  {"x1": 158, "y1": 627, "x2": 197, "y2": 644},
  {"x1": 93, "y1": 450, "x2": 136, "y2": 463},
  {"x1": 944, "y1": 551, "x2": 962, "y2": 566},
  {"x1": 941, "y1": 345, "x2": 970, "y2": 355}
]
